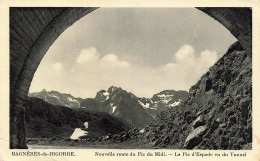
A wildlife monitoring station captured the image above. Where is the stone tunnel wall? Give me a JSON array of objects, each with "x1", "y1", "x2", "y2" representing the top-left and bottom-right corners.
[
  {"x1": 10, "y1": 7, "x2": 98, "y2": 148},
  {"x1": 197, "y1": 7, "x2": 252, "y2": 56},
  {"x1": 10, "y1": 7, "x2": 98, "y2": 101},
  {"x1": 9, "y1": 7, "x2": 252, "y2": 148}
]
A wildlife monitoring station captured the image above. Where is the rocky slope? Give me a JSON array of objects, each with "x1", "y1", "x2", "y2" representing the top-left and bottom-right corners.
[
  {"x1": 81, "y1": 86, "x2": 153, "y2": 128},
  {"x1": 28, "y1": 89, "x2": 83, "y2": 108},
  {"x1": 100, "y1": 41, "x2": 252, "y2": 150},
  {"x1": 142, "y1": 41, "x2": 252, "y2": 149},
  {"x1": 24, "y1": 97, "x2": 129, "y2": 139},
  {"x1": 138, "y1": 90, "x2": 189, "y2": 117}
]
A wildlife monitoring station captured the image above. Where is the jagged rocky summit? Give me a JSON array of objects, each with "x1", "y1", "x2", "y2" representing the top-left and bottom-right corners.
[
  {"x1": 28, "y1": 89, "x2": 83, "y2": 108},
  {"x1": 81, "y1": 86, "x2": 153, "y2": 128},
  {"x1": 138, "y1": 90, "x2": 189, "y2": 117}
]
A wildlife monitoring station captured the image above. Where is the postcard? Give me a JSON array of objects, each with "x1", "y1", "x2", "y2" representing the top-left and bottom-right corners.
[{"x1": 0, "y1": 0, "x2": 260, "y2": 161}]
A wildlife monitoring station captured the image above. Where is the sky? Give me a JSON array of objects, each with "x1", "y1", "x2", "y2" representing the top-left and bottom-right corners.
[{"x1": 29, "y1": 8, "x2": 237, "y2": 98}]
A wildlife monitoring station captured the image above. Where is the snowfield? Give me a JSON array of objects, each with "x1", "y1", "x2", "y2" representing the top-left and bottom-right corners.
[
  {"x1": 70, "y1": 121, "x2": 89, "y2": 140},
  {"x1": 68, "y1": 97, "x2": 79, "y2": 103},
  {"x1": 112, "y1": 106, "x2": 117, "y2": 113},
  {"x1": 70, "y1": 128, "x2": 88, "y2": 140},
  {"x1": 169, "y1": 99, "x2": 181, "y2": 107},
  {"x1": 138, "y1": 100, "x2": 150, "y2": 109}
]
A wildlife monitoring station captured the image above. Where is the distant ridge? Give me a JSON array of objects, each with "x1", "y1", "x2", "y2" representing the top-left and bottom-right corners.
[
  {"x1": 29, "y1": 86, "x2": 189, "y2": 128},
  {"x1": 28, "y1": 89, "x2": 84, "y2": 108}
]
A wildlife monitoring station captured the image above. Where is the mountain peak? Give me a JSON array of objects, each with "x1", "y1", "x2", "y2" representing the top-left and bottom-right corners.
[
  {"x1": 95, "y1": 86, "x2": 127, "y2": 102},
  {"x1": 95, "y1": 90, "x2": 109, "y2": 102},
  {"x1": 108, "y1": 86, "x2": 122, "y2": 93}
]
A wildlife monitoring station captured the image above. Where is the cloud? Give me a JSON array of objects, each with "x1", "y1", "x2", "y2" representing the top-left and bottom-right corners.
[
  {"x1": 102, "y1": 54, "x2": 118, "y2": 61},
  {"x1": 75, "y1": 47, "x2": 130, "y2": 69},
  {"x1": 175, "y1": 45, "x2": 195, "y2": 63},
  {"x1": 164, "y1": 45, "x2": 217, "y2": 71},
  {"x1": 162, "y1": 45, "x2": 217, "y2": 89},
  {"x1": 31, "y1": 45, "x2": 218, "y2": 98},
  {"x1": 52, "y1": 62, "x2": 63, "y2": 71},
  {"x1": 199, "y1": 50, "x2": 218, "y2": 67},
  {"x1": 76, "y1": 47, "x2": 99, "y2": 64},
  {"x1": 101, "y1": 54, "x2": 130, "y2": 68},
  {"x1": 69, "y1": 45, "x2": 217, "y2": 97}
]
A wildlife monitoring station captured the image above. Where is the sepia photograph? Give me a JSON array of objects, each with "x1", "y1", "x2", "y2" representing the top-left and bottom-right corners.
[{"x1": 9, "y1": 7, "x2": 252, "y2": 150}]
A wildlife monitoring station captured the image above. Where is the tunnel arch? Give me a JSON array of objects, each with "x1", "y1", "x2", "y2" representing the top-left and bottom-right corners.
[{"x1": 9, "y1": 7, "x2": 252, "y2": 148}]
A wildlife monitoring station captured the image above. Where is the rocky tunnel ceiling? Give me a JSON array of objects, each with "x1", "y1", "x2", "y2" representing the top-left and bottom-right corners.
[{"x1": 9, "y1": 7, "x2": 252, "y2": 148}]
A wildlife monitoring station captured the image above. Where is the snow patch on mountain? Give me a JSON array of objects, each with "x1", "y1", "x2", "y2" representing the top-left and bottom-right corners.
[
  {"x1": 137, "y1": 90, "x2": 189, "y2": 117},
  {"x1": 70, "y1": 121, "x2": 89, "y2": 140},
  {"x1": 109, "y1": 103, "x2": 117, "y2": 113},
  {"x1": 169, "y1": 99, "x2": 181, "y2": 107},
  {"x1": 139, "y1": 128, "x2": 145, "y2": 134},
  {"x1": 68, "y1": 97, "x2": 79, "y2": 103},
  {"x1": 103, "y1": 91, "x2": 109, "y2": 96},
  {"x1": 70, "y1": 128, "x2": 88, "y2": 140},
  {"x1": 157, "y1": 94, "x2": 173, "y2": 98},
  {"x1": 112, "y1": 106, "x2": 117, "y2": 113},
  {"x1": 49, "y1": 94, "x2": 59, "y2": 99},
  {"x1": 157, "y1": 94, "x2": 175, "y2": 104},
  {"x1": 138, "y1": 100, "x2": 150, "y2": 109}
]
